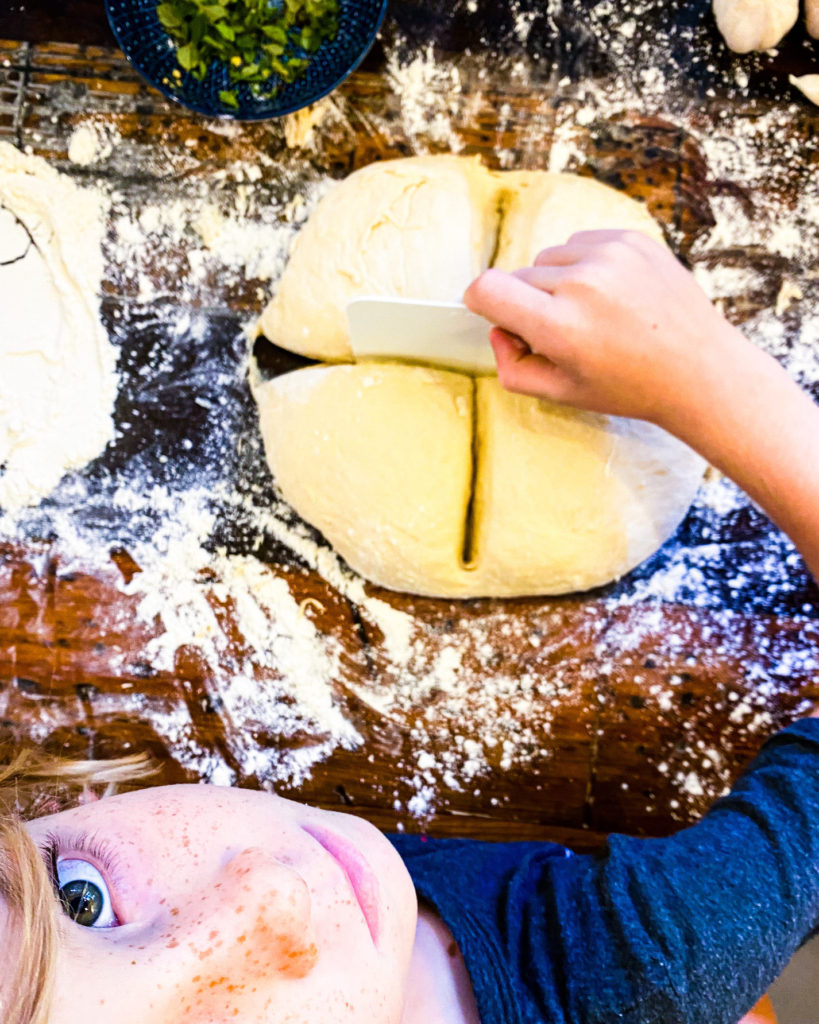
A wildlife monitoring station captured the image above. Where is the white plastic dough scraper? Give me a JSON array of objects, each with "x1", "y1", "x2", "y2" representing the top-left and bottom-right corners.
[{"x1": 346, "y1": 297, "x2": 497, "y2": 375}]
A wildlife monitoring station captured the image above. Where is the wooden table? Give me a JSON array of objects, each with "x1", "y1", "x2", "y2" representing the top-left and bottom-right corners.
[{"x1": 1, "y1": 0, "x2": 818, "y2": 852}]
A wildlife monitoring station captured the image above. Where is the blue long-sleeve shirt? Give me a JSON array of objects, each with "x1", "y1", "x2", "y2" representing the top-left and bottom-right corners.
[{"x1": 389, "y1": 719, "x2": 819, "y2": 1024}]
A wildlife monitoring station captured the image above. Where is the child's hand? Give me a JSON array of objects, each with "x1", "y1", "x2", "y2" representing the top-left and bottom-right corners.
[
  {"x1": 468, "y1": 228, "x2": 819, "y2": 590},
  {"x1": 463, "y1": 229, "x2": 746, "y2": 429}
]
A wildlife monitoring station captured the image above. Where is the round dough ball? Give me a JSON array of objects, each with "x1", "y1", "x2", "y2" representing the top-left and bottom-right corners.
[
  {"x1": 493, "y1": 171, "x2": 666, "y2": 271},
  {"x1": 254, "y1": 365, "x2": 705, "y2": 598},
  {"x1": 258, "y1": 156, "x2": 500, "y2": 362},
  {"x1": 712, "y1": 0, "x2": 798, "y2": 53},
  {"x1": 254, "y1": 156, "x2": 697, "y2": 599}
]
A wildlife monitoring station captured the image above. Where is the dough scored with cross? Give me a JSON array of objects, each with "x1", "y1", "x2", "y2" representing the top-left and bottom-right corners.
[{"x1": 254, "y1": 156, "x2": 704, "y2": 598}]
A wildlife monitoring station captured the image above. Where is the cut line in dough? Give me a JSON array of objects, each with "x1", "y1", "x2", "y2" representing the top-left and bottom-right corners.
[
  {"x1": 253, "y1": 363, "x2": 705, "y2": 598},
  {"x1": 460, "y1": 377, "x2": 479, "y2": 569}
]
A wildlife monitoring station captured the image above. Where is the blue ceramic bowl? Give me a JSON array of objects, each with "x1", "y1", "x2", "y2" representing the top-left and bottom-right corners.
[{"x1": 105, "y1": 0, "x2": 388, "y2": 120}]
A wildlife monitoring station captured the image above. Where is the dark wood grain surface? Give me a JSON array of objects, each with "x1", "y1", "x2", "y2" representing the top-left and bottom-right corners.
[
  {"x1": 1, "y1": 3, "x2": 116, "y2": 47},
  {"x1": 1, "y1": 0, "x2": 818, "y2": 852}
]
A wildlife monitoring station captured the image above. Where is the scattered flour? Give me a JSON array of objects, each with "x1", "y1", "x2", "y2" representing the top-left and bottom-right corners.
[
  {"x1": 386, "y1": 44, "x2": 466, "y2": 152},
  {"x1": 2, "y1": 1, "x2": 819, "y2": 821}
]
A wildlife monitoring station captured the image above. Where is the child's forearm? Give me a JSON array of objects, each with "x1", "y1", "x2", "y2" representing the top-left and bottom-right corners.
[
  {"x1": 656, "y1": 324, "x2": 819, "y2": 588},
  {"x1": 539, "y1": 719, "x2": 819, "y2": 1024}
]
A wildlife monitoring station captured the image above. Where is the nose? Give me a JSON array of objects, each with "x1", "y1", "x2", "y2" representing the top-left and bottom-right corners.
[
  {"x1": 188, "y1": 846, "x2": 319, "y2": 980},
  {"x1": 71, "y1": 848, "x2": 322, "y2": 1024}
]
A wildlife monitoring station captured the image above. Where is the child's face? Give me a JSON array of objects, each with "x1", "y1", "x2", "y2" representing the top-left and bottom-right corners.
[{"x1": 18, "y1": 784, "x2": 418, "y2": 1023}]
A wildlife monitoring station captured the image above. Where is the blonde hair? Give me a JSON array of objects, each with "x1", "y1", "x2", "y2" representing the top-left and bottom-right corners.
[{"x1": 0, "y1": 748, "x2": 158, "y2": 1024}]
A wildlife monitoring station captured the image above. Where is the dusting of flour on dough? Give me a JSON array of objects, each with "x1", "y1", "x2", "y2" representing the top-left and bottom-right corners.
[{"x1": 0, "y1": 142, "x2": 116, "y2": 511}]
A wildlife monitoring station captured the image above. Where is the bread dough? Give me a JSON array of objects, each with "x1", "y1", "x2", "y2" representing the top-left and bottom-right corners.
[
  {"x1": 493, "y1": 171, "x2": 665, "y2": 271},
  {"x1": 254, "y1": 156, "x2": 704, "y2": 598},
  {"x1": 712, "y1": 0, "x2": 798, "y2": 52},
  {"x1": 469, "y1": 380, "x2": 703, "y2": 595},
  {"x1": 0, "y1": 143, "x2": 116, "y2": 511},
  {"x1": 253, "y1": 366, "x2": 704, "y2": 598},
  {"x1": 258, "y1": 156, "x2": 499, "y2": 362},
  {"x1": 254, "y1": 363, "x2": 475, "y2": 595},
  {"x1": 259, "y1": 157, "x2": 663, "y2": 363}
]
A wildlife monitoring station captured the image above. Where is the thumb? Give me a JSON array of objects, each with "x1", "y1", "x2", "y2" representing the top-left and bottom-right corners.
[{"x1": 490, "y1": 328, "x2": 575, "y2": 403}]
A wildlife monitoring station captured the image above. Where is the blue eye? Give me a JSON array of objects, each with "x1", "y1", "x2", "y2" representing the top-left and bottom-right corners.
[{"x1": 56, "y1": 859, "x2": 118, "y2": 928}]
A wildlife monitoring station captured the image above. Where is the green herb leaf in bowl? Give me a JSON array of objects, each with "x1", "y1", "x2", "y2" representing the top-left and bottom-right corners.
[{"x1": 157, "y1": 0, "x2": 340, "y2": 109}]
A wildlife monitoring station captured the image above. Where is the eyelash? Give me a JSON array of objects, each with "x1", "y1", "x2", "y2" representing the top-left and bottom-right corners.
[{"x1": 39, "y1": 829, "x2": 124, "y2": 910}]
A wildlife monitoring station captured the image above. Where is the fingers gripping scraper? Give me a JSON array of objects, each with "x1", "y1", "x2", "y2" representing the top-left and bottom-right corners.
[{"x1": 346, "y1": 297, "x2": 497, "y2": 375}]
